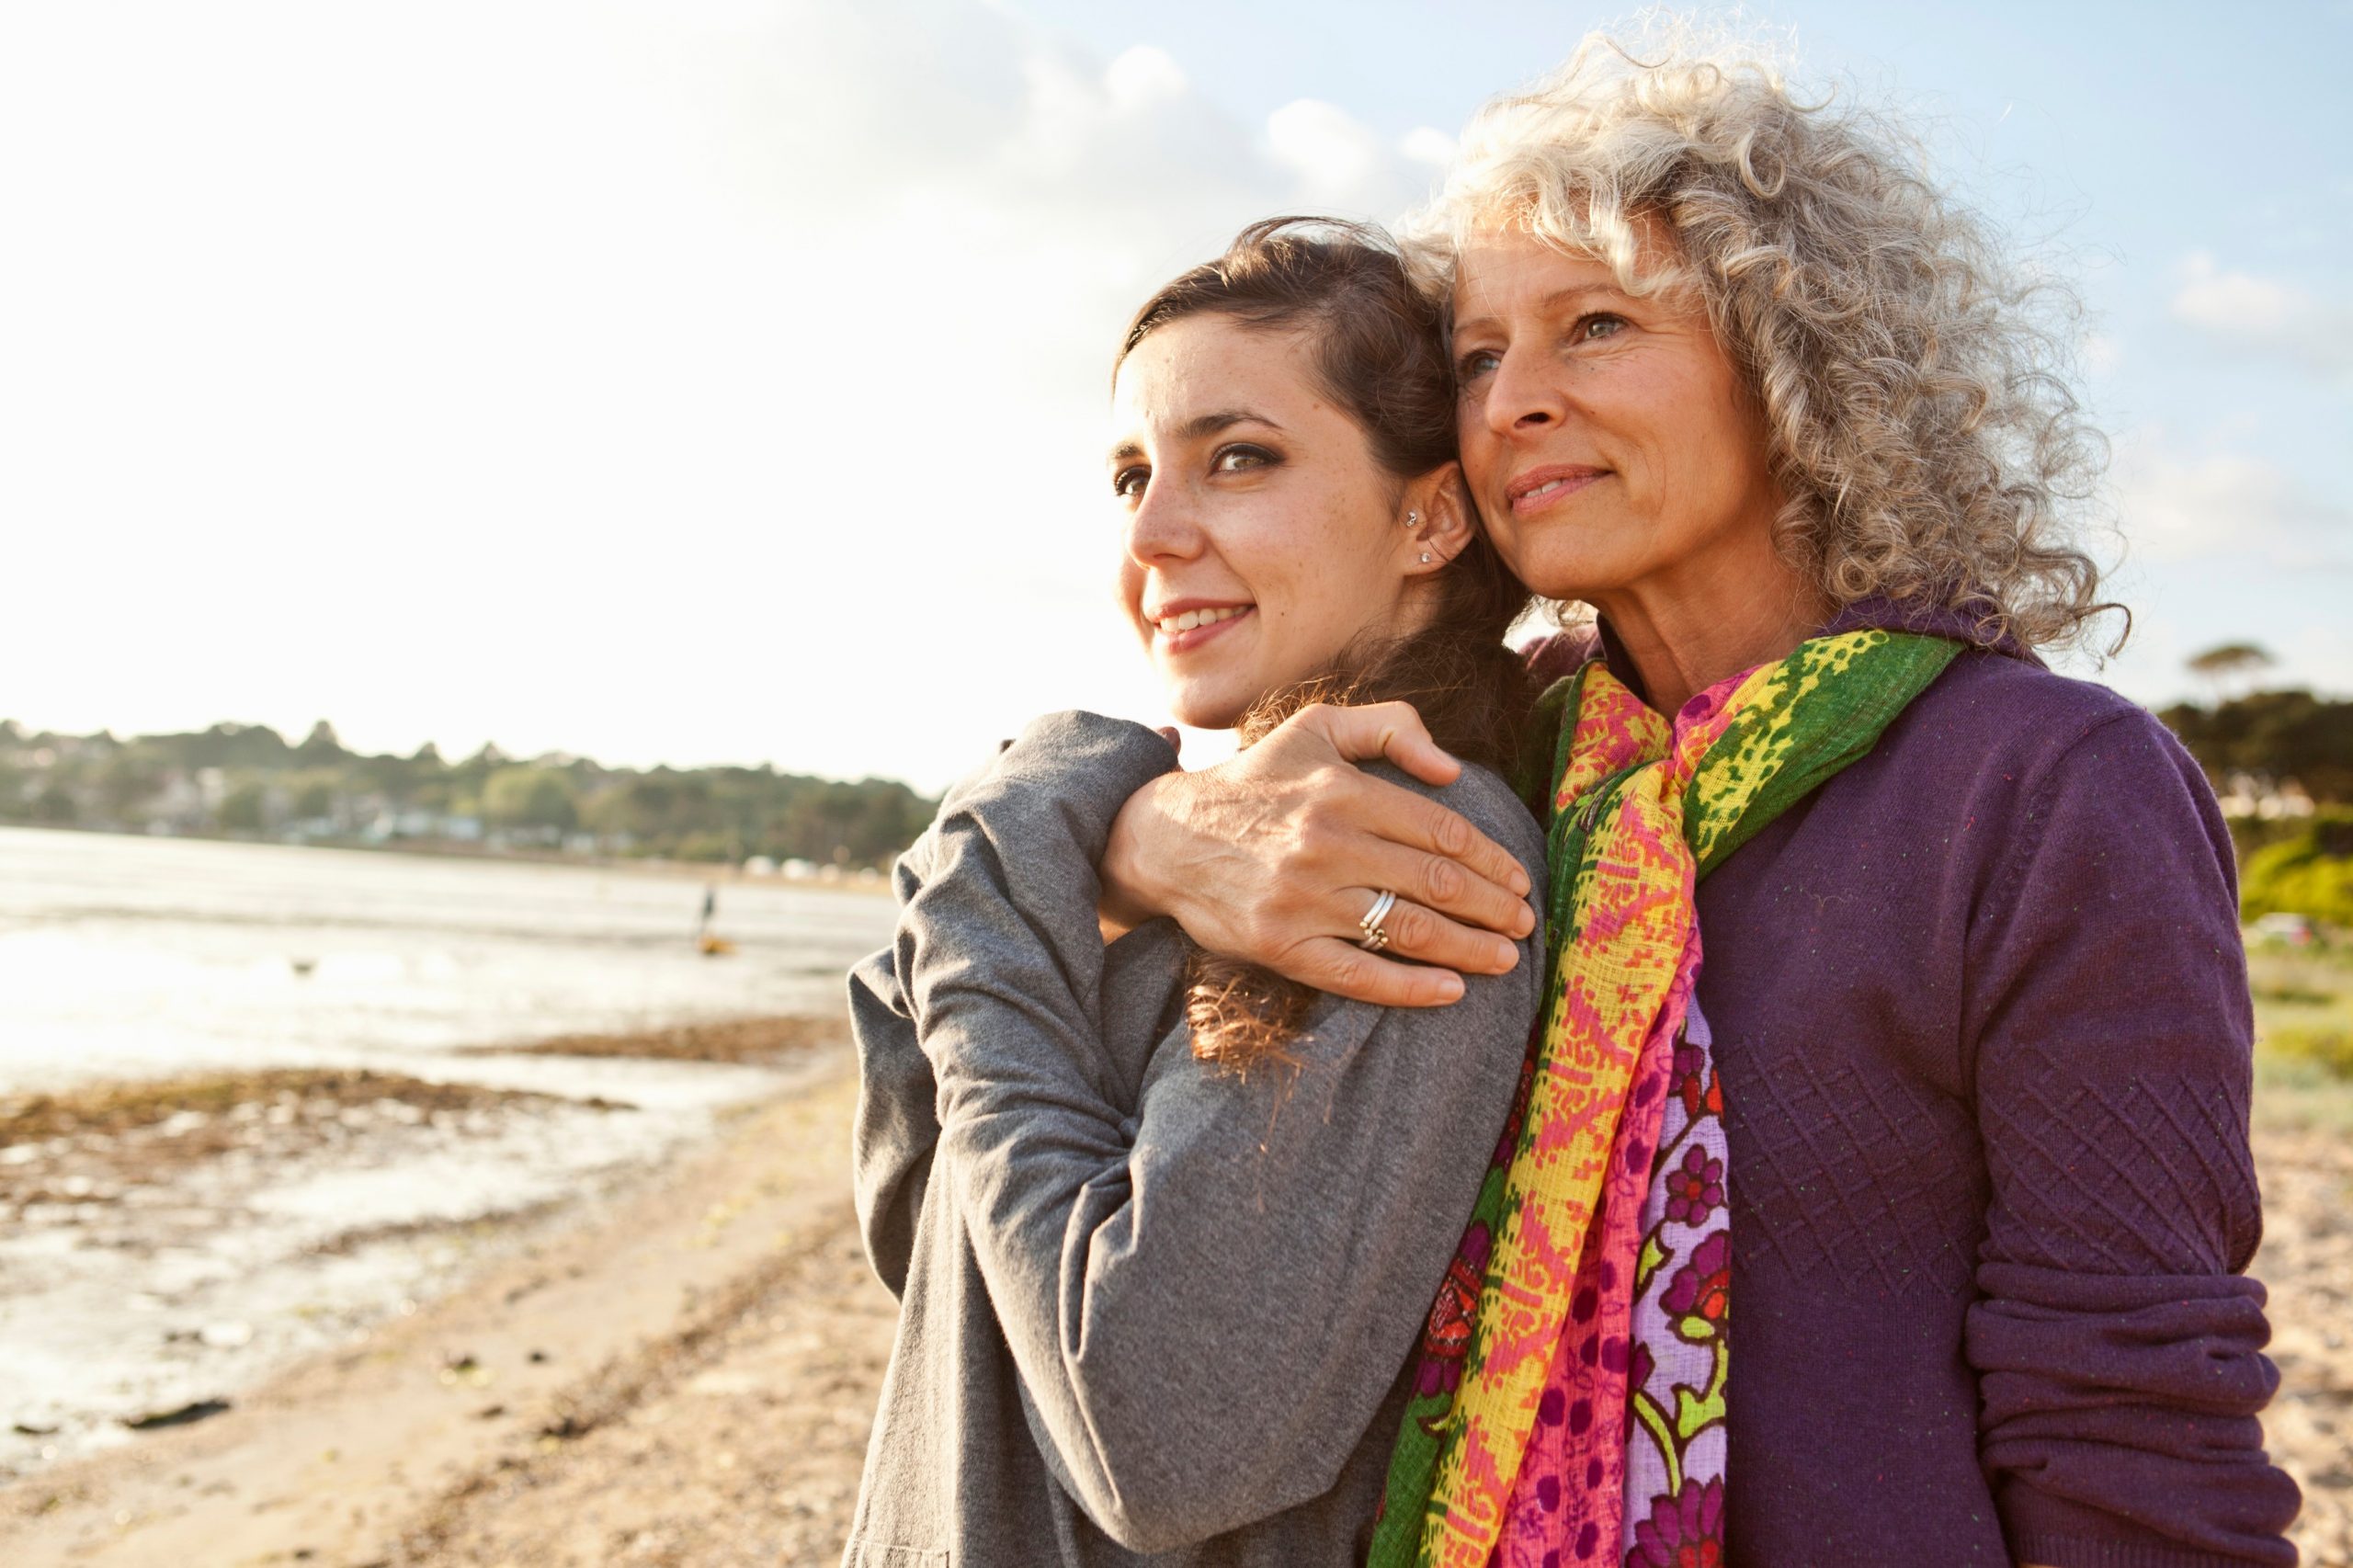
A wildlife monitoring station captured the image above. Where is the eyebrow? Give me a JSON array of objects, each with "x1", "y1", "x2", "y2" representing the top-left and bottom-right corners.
[
  {"x1": 1108, "y1": 408, "x2": 1283, "y2": 464},
  {"x1": 1451, "y1": 283, "x2": 1624, "y2": 339}
]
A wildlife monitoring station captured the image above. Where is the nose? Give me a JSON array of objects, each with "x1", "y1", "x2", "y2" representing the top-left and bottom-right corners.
[
  {"x1": 1123, "y1": 477, "x2": 1203, "y2": 570},
  {"x1": 1478, "y1": 343, "x2": 1563, "y2": 440}
]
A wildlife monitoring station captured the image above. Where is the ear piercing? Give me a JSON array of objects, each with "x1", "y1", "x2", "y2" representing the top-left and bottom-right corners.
[
  {"x1": 1420, "y1": 552, "x2": 1433, "y2": 563},
  {"x1": 1405, "y1": 511, "x2": 1420, "y2": 526}
]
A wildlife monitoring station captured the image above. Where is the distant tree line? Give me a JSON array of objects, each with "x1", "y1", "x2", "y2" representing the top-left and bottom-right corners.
[
  {"x1": 2157, "y1": 644, "x2": 2353, "y2": 929},
  {"x1": 0, "y1": 718, "x2": 937, "y2": 869},
  {"x1": 2156, "y1": 688, "x2": 2353, "y2": 805}
]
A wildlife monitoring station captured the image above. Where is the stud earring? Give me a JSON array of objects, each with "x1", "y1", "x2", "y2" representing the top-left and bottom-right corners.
[
  {"x1": 1419, "y1": 551, "x2": 1433, "y2": 563},
  {"x1": 1405, "y1": 511, "x2": 1420, "y2": 526}
]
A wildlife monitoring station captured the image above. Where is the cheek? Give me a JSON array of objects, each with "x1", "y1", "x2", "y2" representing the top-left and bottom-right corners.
[
  {"x1": 1458, "y1": 408, "x2": 1500, "y2": 485},
  {"x1": 1301, "y1": 498, "x2": 1410, "y2": 642},
  {"x1": 1482, "y1": 515, "x2": 1529, "y2": 578},
  {"x1": 1658, "y1": 360, "x2": 1759, "y2": 487},
  {"x1": 1211, "y1": 502, "x2": 1313, "y2": 610},
  {"x1": 1114, "y1": 556, "x2": 1147, "y2": 628}
]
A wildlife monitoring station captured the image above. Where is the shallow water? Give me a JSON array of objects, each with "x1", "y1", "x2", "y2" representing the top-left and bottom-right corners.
[
  {"x1": 0, "y1": 825, "x2": 895, "y2": 1092},
  {"x1": 0, "y1": 826, "x2": 897, "y2": 1479}
]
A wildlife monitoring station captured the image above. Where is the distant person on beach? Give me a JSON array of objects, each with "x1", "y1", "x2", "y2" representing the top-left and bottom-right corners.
[
  {"x1": 1084, "y1": 26, "x2": 2297, "y2": 1568},
  {"x1": 844, "y1": 220, "x2": 1550, "y2": 1564}
]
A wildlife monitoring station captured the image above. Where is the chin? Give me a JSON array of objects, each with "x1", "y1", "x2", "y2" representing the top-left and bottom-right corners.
[
  {"x1": 1165, "y1": 686, "x2": 1250, "y2": 732},
  {"x1": 1514, "y1": 546, "x2": 1639, "y2": 605}
]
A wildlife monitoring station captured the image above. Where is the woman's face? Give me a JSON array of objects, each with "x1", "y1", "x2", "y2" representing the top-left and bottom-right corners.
[
  {"x1": 1110, "y1": 314, "x2": 1431, "y2": 729},
  {"x1": 1449, "y1": 223, "x2": 1783, "y2": 609}
]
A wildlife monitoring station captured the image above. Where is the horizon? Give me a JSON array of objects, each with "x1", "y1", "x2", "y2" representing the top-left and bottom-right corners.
[
  {"x1": 0, "y1": 713, "x2": 924, "y2": 788},
  {"x1": 9, "y1": 648, "x2": 2345, "y2": 793}
]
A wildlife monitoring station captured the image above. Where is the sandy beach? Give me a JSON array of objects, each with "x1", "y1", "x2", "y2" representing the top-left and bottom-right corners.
[
  {"x1": 0, "y1": 1038, "x2": 895, "y2": 1568},
  {"x1": 0, "y1": 1029, "x2": 2345, "y2": 1567}
]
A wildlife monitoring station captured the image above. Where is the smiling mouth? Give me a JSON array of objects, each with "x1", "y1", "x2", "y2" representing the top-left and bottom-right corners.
[
  {"x1": 1154, "y1": 604, "x2": 1253, "y2": 651},
  {"x1": 1506, "y1": 467, "x2": 1608, "y2": 517}
]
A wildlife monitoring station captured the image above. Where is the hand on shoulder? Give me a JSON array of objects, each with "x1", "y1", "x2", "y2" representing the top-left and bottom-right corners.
[{"x1": 1097, "y1": 700, "x2": 1542, "y2": 1009}]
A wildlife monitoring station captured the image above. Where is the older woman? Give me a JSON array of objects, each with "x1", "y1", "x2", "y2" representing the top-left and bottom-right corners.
[{"x1": 1097, "y1": 33, "x2": 2301, "y2": 1568}]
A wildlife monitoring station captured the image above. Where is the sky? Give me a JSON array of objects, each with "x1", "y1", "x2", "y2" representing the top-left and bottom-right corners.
[{"x1": 2, "y1": 0, "x2": 2347, "y2": 794}]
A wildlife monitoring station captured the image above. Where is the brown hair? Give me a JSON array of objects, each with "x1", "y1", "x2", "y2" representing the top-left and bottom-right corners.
[{"x1": 1118, "y1": 217, "x2": 1539, "y2": 1074}]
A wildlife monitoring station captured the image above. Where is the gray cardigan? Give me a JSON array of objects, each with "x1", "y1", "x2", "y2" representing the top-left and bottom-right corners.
[{"x1": 842, "y1": 710, "x2": 1547, "y2": 1567}]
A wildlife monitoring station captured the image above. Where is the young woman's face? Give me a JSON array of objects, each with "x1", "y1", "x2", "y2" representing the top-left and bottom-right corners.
[
  {"x1": 1449, "y1": 224, "x2": 1782, "y2": 608},
  {"x1": 1109, "y1": 314, "x2": 1427, "y2": 729}
]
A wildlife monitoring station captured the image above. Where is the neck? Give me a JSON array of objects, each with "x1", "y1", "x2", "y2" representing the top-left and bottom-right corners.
[{"x1": 1589, "y1": 547, "x2": 1830, "y2": 716}]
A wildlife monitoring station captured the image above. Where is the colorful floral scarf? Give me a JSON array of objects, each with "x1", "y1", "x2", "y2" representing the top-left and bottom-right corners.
[
  {"x1": 1369, "y1": 629, "x2": 1960, "y2": 1568},
  {"x1": 1616, "y1": 995, "x2": 1729, "y2": 1565}
]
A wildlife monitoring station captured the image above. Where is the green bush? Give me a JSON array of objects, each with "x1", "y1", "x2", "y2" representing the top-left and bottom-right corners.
[
  {"x1": 2265, "y1": 1025, "x2": 2353, "y2": 1076},
  {"x1": 2241, "y1": 811, "x2": 2353, "y2": 927}
]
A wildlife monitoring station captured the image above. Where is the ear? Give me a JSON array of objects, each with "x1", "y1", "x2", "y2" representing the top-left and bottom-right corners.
[{"x1": 1401, "y1": 463, "x2": 1475, "y2": 574}]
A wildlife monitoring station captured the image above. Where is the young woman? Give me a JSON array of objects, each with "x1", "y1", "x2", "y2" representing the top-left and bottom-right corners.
[{"x1": 840, "y1": 220, "x2": 1551, "y2": 1566}]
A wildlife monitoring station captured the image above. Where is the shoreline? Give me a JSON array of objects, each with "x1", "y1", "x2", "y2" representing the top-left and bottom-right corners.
[
  {"x1": 0, "y1": 1056, "x2": 893, "y2": 1567},
  {"x1": 0, "y1": 821, "x2": 891, "y2": 892},
  {"x1": 0, "y1": 1017, "x2": 849, "y2": 1490}
]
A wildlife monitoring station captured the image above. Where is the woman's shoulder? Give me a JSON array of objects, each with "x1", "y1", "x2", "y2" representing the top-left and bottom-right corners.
[
  {"x1": 1885, "y1": 650, "x2": 2228, "y2": 872},
  {"x1": 1363, "y1": 755, "x2": 1550, "y2": 886},
  {"x1": 1897, "y1": 648, "x2": 2199, "y2": 786},
  {"x1": 1322, "y1": 758, "x2": 1548, "y2": 1061}
]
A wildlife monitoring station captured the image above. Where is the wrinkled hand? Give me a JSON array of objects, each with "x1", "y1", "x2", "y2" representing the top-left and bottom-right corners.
[{"x1": 1098, "y1": 701, "x2": 1535, "y2": 1007}]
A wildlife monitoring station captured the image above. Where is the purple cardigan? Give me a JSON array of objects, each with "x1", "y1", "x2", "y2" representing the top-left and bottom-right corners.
[{"x1": 1552, "y1": 601, "x2": 2300, "y2": 1566}]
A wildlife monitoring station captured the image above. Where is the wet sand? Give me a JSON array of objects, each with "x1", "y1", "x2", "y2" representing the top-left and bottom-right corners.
[
  {"x1": 6, "y1": 1052, "x2": 2348, "y2": 1566},
  {"x1": 2, "y1": 1069, "x2": 628, "y2": 1207},
  {"x1": 0, "y1": 1055, "x2": 889, "y2": 1567},
  {"x1": 462, "y1": 1016, "x2": 847, "y2": 1067},
  {"x1": 0, "y1": 1019, "x2": 841, "y2": 1489}
]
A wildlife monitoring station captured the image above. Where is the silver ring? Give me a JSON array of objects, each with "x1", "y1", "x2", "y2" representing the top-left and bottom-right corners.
[{"x1": 1358, "y1": 889, "x2": 1398, "y2": 952}]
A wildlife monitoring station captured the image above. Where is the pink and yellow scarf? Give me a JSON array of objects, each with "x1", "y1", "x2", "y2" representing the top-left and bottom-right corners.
[{"x1": 1370, "y1": 628, "x2": 1958, "y2": 1567}]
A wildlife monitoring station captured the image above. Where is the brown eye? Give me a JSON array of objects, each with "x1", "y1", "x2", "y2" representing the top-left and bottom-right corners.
[
  {"x1": 1212, "y1": 443, "x2": 1278, "y2": 473},
  {"x1": 1112, "y1": 465, "x2": 1148, "y2": 499}
]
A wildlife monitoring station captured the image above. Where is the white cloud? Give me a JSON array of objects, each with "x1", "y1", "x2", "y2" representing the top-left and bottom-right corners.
[
  {"x1": 1399, "y1": 125, "x2": 1459, "y2": 167},
  {"x1": 2054, "y1": 426, "x2": 2353, "y2": 706},
  {"x1": 1265, "y1": 98, "x2": 1415, "y2": 213},
  {"x1": 0, "y1": 1, "x2": 1444, "y2": 792},
  {"x1": 1103, "y1": 44, "x2": 1187, "y2": 112},
  {"x1": 2168, "y1": 253, "x2": 2353, "y2": 375},
  {"x1": 2171, "y1": 254, "x2": 2303, "y2": 333},
  {"x1": 2109, "y1": 429, "x2": 2352, "y2": 574}
]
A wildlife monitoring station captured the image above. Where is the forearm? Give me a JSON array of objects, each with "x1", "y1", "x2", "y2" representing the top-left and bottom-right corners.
[
  {"x1": 847, "y1": 945, "x2": 936, "y2": 1298},
  {"x1": 1965, "y1": 713, "x2": 2298, "y2": 1563},
  {"x1": 1091, "y1": 702, "x2": 1536, "y2": 1009}
]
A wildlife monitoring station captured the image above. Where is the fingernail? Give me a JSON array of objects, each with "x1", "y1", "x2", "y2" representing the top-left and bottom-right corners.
[
  {"x1": 1515, "y1": 906, "x2": 1535, "y2": 938},
  {"x1": 1434, "y1": 973, "x2": 1465, "y2": 1003},
  {"x1": 1490, "y1": 939, "x2": 1518, "y2": 971},
  {"x1": 1509, "y1": 869, "x2": 1531, "y2": 896}
]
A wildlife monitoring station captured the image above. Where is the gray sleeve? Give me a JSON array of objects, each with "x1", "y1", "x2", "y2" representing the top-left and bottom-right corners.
[
  {"x1": 847, "y1": 753, "x2": 1001, "y2": 1298},
  {"x1": 847, "y1": 926, "x2": 931, "y2": 1298},
  {"x1": 902, "y1": 712, "x2": 1546, "y2": 1551}
]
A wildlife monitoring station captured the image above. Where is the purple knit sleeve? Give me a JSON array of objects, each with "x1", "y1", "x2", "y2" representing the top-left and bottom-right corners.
[{"x1": 1961, "y1": 707, "x2": 2302, "y2": 1568}]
